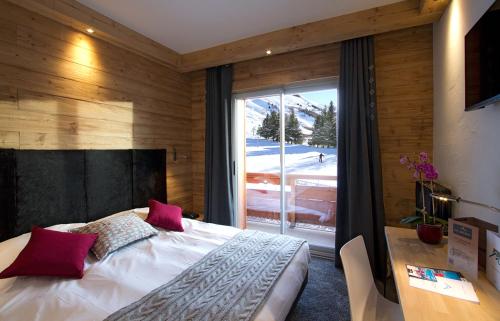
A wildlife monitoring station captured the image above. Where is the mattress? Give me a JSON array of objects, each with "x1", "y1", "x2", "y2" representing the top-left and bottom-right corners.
[{"x1": 0, "y1": 209, "x2": 310, "y2": 321}]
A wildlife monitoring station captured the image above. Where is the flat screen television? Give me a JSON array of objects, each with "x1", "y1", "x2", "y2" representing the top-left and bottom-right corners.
[{"x1": 464, "y1": 1, "x2": 500, "y2": 111}]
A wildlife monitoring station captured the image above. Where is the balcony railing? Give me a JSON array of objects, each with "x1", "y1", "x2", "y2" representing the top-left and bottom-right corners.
[{"x1": 246, "y1": 172, "x2": 337, "y2": 230}]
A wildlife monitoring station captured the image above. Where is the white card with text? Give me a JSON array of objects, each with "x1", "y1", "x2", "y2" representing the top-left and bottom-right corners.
[{"x1": 448, "y1": 219, "x2": 479, "y2": 280}]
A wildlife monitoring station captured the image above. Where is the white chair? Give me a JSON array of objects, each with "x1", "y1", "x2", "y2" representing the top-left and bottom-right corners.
[{"x1": 340, "y1": 236, "x2": 404, "y2": 321}]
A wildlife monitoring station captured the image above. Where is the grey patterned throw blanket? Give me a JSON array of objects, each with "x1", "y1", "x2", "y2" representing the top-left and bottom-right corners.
[{"x1": 105, "y1": 230, "x2": 306, "y2": 321}]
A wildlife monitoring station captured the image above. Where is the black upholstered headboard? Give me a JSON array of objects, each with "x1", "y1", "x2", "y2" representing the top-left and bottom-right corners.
[{"x1": 0, "y1": 149, "x2": 166, "y2": 241}]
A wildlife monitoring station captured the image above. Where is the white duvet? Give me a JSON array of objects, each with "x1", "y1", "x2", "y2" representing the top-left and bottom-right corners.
[{"x1": 0, "y1": 209, "x2": 310, "y2": 321}]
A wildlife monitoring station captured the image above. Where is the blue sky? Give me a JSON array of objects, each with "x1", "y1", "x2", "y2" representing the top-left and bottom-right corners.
[{"x1": 300, "y1": 89, "x2": 337, "y2": 108}]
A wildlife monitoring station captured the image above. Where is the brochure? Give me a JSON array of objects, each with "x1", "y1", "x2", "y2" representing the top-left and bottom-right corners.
[
  {"x1": 406, "y1": 265, "x2": 479, "y2": 303},
  {"x1": 447, "y1": 219, "x2": 479, "y2": 280}
]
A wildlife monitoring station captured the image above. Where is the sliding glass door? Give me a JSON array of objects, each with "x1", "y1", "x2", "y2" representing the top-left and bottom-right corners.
[
  {"x1": 243, "y1": 94, "x2": 283, "y2": 235},
  {"x1": 233, "y1": 81, "x2": 338, "y2": 254}
]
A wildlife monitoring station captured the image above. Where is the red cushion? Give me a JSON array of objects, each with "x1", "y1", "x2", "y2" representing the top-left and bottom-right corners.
[
  {"x1": 146, "y1": 199, "x2": 184, "y2": 232},
  {"x1": 0, "y1": 227, "x2": 98, "y2": 279}
]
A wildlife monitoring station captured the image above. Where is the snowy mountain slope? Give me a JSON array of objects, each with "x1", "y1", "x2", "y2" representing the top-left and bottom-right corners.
[{"x1": 245, "y1": 94, "x2": 328, "y2": 139}]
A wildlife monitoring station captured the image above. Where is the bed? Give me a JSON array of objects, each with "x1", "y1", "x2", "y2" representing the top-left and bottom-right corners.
[{"x1": 0, "y1": 149, "x2": 310, "y2": 321}]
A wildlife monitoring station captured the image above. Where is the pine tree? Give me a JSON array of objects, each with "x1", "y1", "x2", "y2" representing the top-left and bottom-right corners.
[
  {"x1": 256, "y1": 114, "x2": 271, "y2": 139},
  {"x1": 309, "y1": 101, "x2": 337, "y2": 147},
  {"x1": 327, "y1": 101, "x2": 337, "y2": 148},
  {"x1": 310, "y1": 114, "x2": 324, "y2": 146},
  {"x1": 284, "y1": 114, "x2": 291, "y2": 143},
  {"x1": 269, "y1": 110, "x2": 280, "y2": 141},
  {"x1": 318, "y1": 108, "x2": 330, "y2": 147},
  {"x1": 256, "y1": 108, "x2": 281, "y2": 142},
  {"x1": 286, "y1": 109, "x2": 303, "y2": 144}
]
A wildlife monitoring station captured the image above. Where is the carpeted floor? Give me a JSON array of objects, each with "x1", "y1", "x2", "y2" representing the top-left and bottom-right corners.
[{"x1": 286, "y1": 256, "x2": 350, "y2": 321}]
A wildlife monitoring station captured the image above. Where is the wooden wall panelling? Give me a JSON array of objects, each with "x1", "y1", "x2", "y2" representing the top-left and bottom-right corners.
[
  {"x1": 233, "y1": 43, "x2": 340, "y2": 93},
  {"x1": 375, "y1": 24, "x2": 434, "y2": 226},
  {"x1": 419, "y1": 0, "x2": 450, "y2": 14},
  {"x1": 0, "y1": 85, "x2": 18, "y2": 148},
  {"x1": 0, "y1": 0, "x2": 193, "y2": 210},
  {"x1": 0, "y1": 2, "x2": 186, "y2": 94},
  {"x1": 14, "y1": 26, "x2": 184, "y2": 93},
  {"x1": 0, "y1": 18, "x2": 16, "y2": 44},
  {"x1": 191, "y1": 25, "x2": 434, "y2": 226},
  {"x1": 4, "y1": 0, "x2": 180, "y2": 69},
  {"x1": 0, "y1": 130, "x2": 19, "y2": 148},
  {"x1": 0, "y1": 38, "x2": 189, "y2": 105}
]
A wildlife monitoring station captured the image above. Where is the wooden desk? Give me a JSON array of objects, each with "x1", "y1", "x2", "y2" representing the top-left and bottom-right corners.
[{"x1": 385, "y1": 226, "x2": 500, "y2": 321}]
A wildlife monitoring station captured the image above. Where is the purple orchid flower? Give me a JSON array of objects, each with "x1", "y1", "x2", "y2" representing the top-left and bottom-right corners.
[
  {"x1": 399, "y1": 151, "x2": 439, "y2": 225},
  {"x1": 400, "y1": 152, "x2": 438, "y2": 181},
  {"x1": 424, "y1": 164, "x2": 439, "y2": 180}
]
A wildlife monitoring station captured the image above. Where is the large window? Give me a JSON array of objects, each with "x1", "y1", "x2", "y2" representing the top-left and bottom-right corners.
[{"x1": 233, "y1": 80, "x2": 338, "y2": 255}]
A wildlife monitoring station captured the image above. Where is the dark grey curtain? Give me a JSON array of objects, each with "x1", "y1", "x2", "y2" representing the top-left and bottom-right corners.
[
  {"x1": 204, "y1": 65, "x2": 234, "y2": 226},
  {"x1": 334, "y1": 36, "x2": 386, "y2": 280}
]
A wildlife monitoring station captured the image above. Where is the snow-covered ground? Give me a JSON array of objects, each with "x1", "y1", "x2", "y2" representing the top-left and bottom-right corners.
[{"x1": 246, "y1": 138, "x2": 337, "y2": 176}]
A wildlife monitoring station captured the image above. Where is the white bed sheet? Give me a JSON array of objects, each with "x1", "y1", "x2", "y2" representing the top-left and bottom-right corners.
[{"x1": 0, "y1": 209, "x2": 310, "y2": 321}]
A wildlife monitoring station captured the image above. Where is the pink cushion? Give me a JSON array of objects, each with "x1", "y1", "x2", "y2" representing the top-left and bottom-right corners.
[
  {"x1": 146, "y1": 199, "x2": 184, "y2": 232},
  {"x1": 0, "y1": 226, "x2": 98, "y2": 279}
]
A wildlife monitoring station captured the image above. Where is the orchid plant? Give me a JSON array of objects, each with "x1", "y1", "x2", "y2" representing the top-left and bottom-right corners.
[{"x1": 399, "y1": 152, "x2": 447, "y2": 226}]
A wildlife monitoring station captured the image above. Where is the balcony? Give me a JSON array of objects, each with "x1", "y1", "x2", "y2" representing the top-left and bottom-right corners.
[{"x1": 245, "y1": 172, "x2": 336, "y2": 250}]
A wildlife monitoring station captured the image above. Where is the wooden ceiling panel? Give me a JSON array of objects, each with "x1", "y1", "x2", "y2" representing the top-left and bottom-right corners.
[
  {"x1": 180, "y1": 0, "x2": 449, "y2": 71},
  {"x1": 5, "y1": 0, "x2": 450, "y2": 72}
]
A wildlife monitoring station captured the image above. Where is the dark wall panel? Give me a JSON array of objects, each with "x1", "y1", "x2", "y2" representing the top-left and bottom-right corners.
[
  {"x1": 0, "y1": 150, "x2": 16, "y2": 239},
  {"x1": 132, "y1": 149, "x2": 167, "y2": 208},
  {"x1": 16, "y1": 151, "x2": 87, "y2": 235},
  {"x1": 0, "y1": 149, "x2": 166, "y2": 240},
  {"x1": 85, "y1": 150, "x2": 133, "y2": 221}
]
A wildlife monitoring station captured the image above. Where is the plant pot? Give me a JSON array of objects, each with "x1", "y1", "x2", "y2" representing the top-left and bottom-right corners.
[{"x1": 416, "y1": 223, "x2": 443, "y2": 244}]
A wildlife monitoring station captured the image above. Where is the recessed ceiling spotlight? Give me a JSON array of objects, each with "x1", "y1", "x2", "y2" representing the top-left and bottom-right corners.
[
  {"x1": 86, "y1": 28, "x2": 94, "y2": 34},
  {"x1": 266, "y1": 49, "x2": 272, "y2": 55}
]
